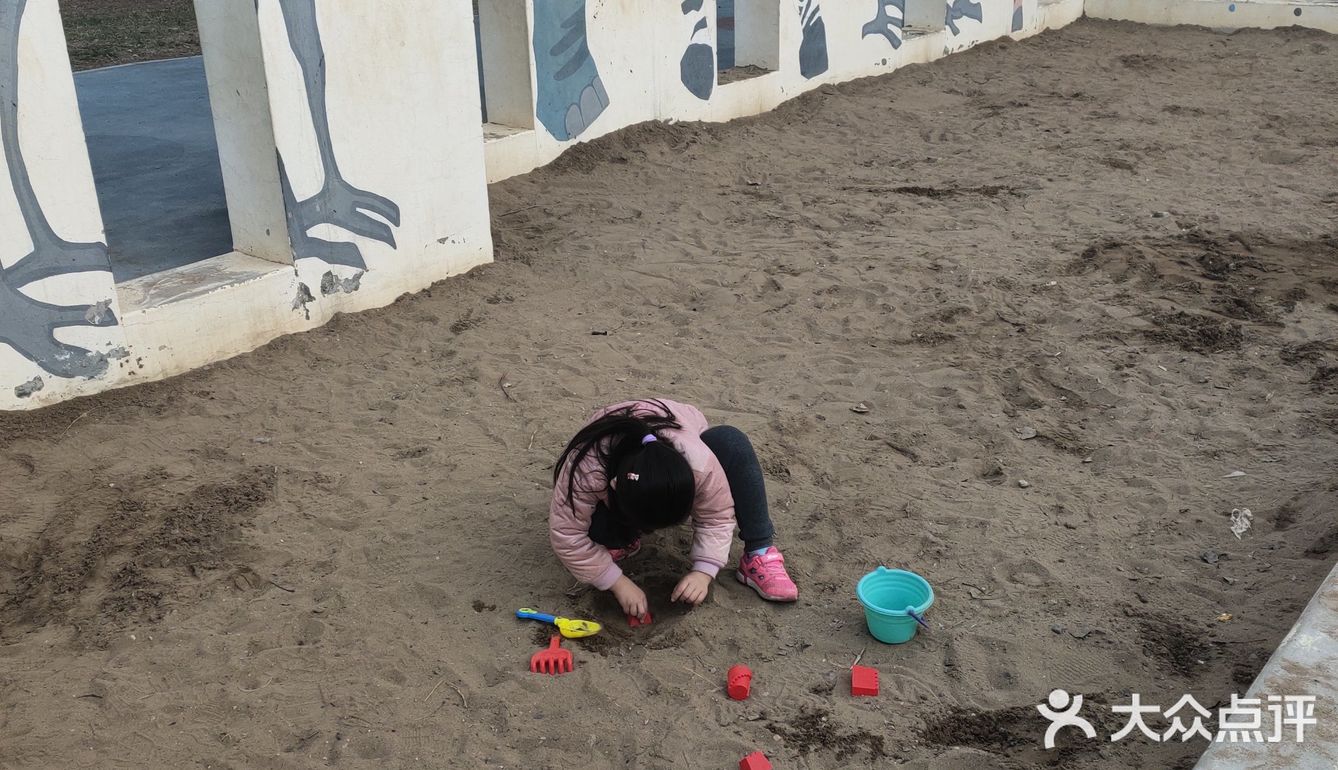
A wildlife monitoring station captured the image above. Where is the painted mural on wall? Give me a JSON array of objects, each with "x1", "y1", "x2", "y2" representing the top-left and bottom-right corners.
[
  {"x1": 680, "y1": 0, "x2": 715, "y2": 100},
  {"x1": 532, "y1": 0, "x2": 610, "y2": 141},
  {"x1": 0, "y1": 0, "x2": 117, "y2": 382},
  {"x1": 946, "y1": 0, "x2": 984, "y2": 34},
  {"x1": 863, "y1": 0, "x2": 906, "y2": 48},
  {"x1": 274, "y1": 0, "x2": 401, "y2": 270},
  {"x1": 1012, "y1": 0, "x2": 1024, "y2": 31},
  {"x1": 797, "y1": 0, "x2": 829, "y2": 79}
]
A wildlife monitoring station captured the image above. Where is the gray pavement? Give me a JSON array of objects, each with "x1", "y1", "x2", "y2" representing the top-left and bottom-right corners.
[{"x1": 74, "y1": 57, "x2": 232, "y2": 283}]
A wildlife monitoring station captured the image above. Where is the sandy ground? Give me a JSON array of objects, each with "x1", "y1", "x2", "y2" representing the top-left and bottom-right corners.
[{"x1": 3, "y1": 19, "x2": 1338, "y2": 770}]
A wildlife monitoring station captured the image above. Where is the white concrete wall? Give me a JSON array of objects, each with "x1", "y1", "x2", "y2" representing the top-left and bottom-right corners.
[
  {"x1": 0, "y1": 0, "x2": 129, "y2": 408},
  {"x1": 252, "y1": 0, "x2": 492, "y2": 316},
  {"x1": 1, "y1": 0, "x2": 493, "y2": 410},
  {"x1": 28, "y1": 0, "x2": 1330, "y2": 410},
  {"x1": 1087, "y1": 0, "x2": 1338, "y2": 34},
  {"x1": 482, "y1": 0, "x2": 1079, "y2": 184}
]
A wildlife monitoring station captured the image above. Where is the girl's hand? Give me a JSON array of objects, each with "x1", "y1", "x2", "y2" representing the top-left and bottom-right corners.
[
  {"x1": 671, "y1": 570, "x2": 712, "y2": 606},
  {"x1": 610, "y1": 575, "x2": 648, "y2": 618}
]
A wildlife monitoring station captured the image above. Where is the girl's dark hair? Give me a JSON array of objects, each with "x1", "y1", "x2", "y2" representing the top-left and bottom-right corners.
[{"x1": 554, "y1": 399, "x2": 695, "y2": 535}]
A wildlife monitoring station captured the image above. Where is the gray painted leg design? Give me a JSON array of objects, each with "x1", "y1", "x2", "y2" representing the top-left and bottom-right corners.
[
  {"x1": 1012, "y1": 0, "x2": 1024, "y2": 31},
  {"x1": 680, "y1": 0, "x2": 714, "y2": 100},
  {"x1": 946, "y1": 0, "x2": 983, "y2": 35},
  {"x1": 797, "y1": 0, "x2": 828, "y2": 79},
  {"x1": 0, "y1": 0, "x2": 116, "y2": 380},
  {"x1": 862, "y1": 0, "x2": 905, "y2": 48},
  {"x1": 532, "y1": 0, "x2": 609, "y2": 141},
  {"x1": 275, "y1": 0, "x2": 401, "y2": 269}
]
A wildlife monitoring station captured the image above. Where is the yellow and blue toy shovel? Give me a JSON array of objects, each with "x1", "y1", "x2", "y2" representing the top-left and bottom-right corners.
[{"x1": 516, "y1": 608, "x2": 602, "y2": 639}]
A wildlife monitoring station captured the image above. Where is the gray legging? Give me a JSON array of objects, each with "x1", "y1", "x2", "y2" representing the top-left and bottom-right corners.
[{"x1": 586, "y1": 425, "x2": 776, "y2": 553}]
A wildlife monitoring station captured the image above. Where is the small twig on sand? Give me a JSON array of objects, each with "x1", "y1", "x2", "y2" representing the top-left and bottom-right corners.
[
  {"x1": 679, "y1": 666, "x2": 715, "y2": 687},
  {"x1": 527, "y1": 428, "x2": 540, "y2": 451},
  {"x1": 267, "y1": 579, "x2": 295, "y2": 593},
  {"x1": 449, "y1": 683, "x2": 468, "y2": 709},
  {"x1": 425, "y1": 678, "x2": 468, "y2": 708},
  {"x1": 497, "y1": 373, "x2": 515, "y2": 402},
  {"x1": 414, "y1": 684, "x2": 467, "y2": 723},
  {"x1": 497, "y1": 204, "x2": 538, "y2": 218},
  {"x1": 58, "y1": 411, "x2": 89, "y2": 439},
  {"x1": 682, "y1": 750, "x2": 693, "y2": 769},
  {"x1": 424, "y1": 677, "x2": 445, "y2": 703},
  {"x1": 851, "y1": 646, "x2": 866, "y2": 669},
  {"x1": 240, "y1": 676, "x2": 275, "y2": 693}
]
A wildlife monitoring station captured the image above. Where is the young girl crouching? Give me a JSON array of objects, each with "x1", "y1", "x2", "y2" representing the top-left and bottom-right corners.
[{"x1": 550, "y1": 398, "x2": 798, "y2": 617}]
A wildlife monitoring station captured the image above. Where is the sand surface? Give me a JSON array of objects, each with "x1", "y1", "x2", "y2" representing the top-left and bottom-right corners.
[{"x1": 4, "y1": 19, "x2": 1338, "y2": 770}]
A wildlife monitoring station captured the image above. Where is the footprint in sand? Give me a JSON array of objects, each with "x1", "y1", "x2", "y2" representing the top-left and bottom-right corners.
[
  {"x1": 993, "y1": 557, "x2": 1054, "y2": 588},
  {"x1": 532, "y1": 0, "x2": 609, "y2": 141},
  {"x1": 881, "y1": 664, "x2": 943, "y2": 703}
]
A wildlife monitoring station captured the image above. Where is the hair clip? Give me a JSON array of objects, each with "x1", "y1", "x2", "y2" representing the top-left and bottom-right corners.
[
  {"x1": 641, "y1": 434, "x2": 658, "y2": 445},
  {"x1": 627, "y1": 472, "x2": 641, "y2": 481}
]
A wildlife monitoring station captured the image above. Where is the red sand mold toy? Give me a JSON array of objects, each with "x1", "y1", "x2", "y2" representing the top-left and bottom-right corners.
[
  {"x1": 851, "y1": 664, "x2": 879, "y2": 696},
  {"x1": 627, "y1": 612, "x2": 652, "y2": 628},
  {"x1": 727, "y1": 664, "x2": 753, "y2": 700},
  {"x1": 739, "y1": 751, "x2": 772, "y2": 770}
]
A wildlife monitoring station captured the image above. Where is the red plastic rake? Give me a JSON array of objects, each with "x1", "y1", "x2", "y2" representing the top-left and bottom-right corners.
[{"x1": 529, "y1": 635, "x2": 574, "y2": 675}]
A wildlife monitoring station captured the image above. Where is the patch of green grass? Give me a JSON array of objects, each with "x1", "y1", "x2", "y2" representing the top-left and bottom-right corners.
[{"x1": 59, "y1": 0, "x2": 200, "y2": 70}]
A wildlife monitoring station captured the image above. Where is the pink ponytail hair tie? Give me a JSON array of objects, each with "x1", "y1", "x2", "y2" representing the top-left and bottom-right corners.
[{"x1": 641, "y1": 434, "x2": 658, "y2": 445}]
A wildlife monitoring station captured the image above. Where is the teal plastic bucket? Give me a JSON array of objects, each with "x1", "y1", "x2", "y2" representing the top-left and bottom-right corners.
[{"x1": 857, "y1": 567, "x2": 934, "y2": 644}]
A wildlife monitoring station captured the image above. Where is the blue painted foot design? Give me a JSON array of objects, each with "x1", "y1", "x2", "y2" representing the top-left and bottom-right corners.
[
  {"x1": 862, "y1": 0, "x2": 905, "y2": 48},
  {"x1": 1, "y1": 0, "x2": 116, "y2": 380},
  {"x1": 0, "y1": 265, "x2": 116, "y2": 380},
  {"x1": 279, "y1": 158, "x2": 400, "y2": 270},
  {"x1": 533, "y1": 0, "x2": 609, "y2": 141},
  {"x1": 295, "y1": 173, "x2": 401, "y2": 249},
  {"x1": 276, "y1": 0, "x2": 401, "y2": 269},
  {"x1": 798, "y1": 0, "x2": 829, "y2": 79},
  {"x1": 946, "y1": 0, "x2": 983, "y2": 35},
  {"x1": 680, "y1": 0, "x2": 714, "y2": 100}
]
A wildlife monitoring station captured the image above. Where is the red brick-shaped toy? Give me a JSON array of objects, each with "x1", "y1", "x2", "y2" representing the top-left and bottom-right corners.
[
  {"x1": 851, "y1": 665, "x2": 879, "y2": 696},
  {"x1": 739, "y1": 751, "x2": 772, "y2": 770},
  {"x1": 627, "y1": 612, "x2": 652, "y2": 628}
]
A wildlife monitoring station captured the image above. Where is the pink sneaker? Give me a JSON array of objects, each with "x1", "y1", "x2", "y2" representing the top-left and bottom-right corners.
[
  {"x1": 736, "y1": 547, "x2": 799, "y2": 602},
  {"x1": 607, "y1": 538, "x2": 641, "y2": 562}
]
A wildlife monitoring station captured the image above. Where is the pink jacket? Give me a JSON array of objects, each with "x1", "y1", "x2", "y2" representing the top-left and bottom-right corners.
[{"x1": 549, "y1": 399, "x2": 736, "y2": 590}]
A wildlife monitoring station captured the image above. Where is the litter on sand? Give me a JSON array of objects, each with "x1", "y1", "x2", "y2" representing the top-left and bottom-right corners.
[{"x1": 1229, "y1": 508, "x2": 1253, "y2": 539}]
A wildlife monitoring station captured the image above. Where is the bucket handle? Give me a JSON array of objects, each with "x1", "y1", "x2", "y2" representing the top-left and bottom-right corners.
[{"x1": 906, "y1": 607, "x2": 931, "y2": 631}]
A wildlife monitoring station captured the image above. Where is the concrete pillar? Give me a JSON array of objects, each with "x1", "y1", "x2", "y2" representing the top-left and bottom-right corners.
[
  {"x1": 245, "y1": 0, "x2": 492, "y2": 304},
  {"x1": 478, "y1": 0, "x2": 535, "y2": 129},
  {"x1": 735, "y1": 0, "x2": 782, "y2": 70},
  {"x1": 194, "y1": 0, "x2": 293, "y2": 265},
  {"x1": 0, "y1": 0, "x2": 127, "y2": 409}
]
